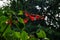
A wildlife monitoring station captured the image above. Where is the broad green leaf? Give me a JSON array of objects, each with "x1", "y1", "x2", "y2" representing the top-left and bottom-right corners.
[
  {"x1": 37, "y1": 30, "x2": 46, "y2": 38},
  {"x1": 0, "y1": 23, "x2": 7, "y2": 32},
  {"x1": 3, "y1": 25, "x2": 21, "y2": 40},
  {"x1": 14, "y1": 32, "x2": 21, "y2": 38},
  {"x1": 18, "y1": 17, "x2": 24, "y2": 24},
  {"x1": 0, "y1": 16, "x2": 7, "y2": 23},
  {"x1": 0, "y1": 16, "x2": 8, "y2": 32},
  {"x1": 18, "y1": 17, "x2": 24, "y2": 29},
  {"x1": 20, "y1": 31, "x2": 28, "y2": 40},
  {"x1": 18, "y1": 10, "x2": 23, "y2": 15},
  {"x1": 3, "y1": 25, "x2": 12, "y2": 36}
]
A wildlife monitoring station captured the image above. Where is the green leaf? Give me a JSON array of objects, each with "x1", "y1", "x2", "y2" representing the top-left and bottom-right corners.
[
  {"x1": 18, "y1": 17, "x2": 24, "y2": 24},
  {"x1": 18, "y1": 10, "x2": 23, "y2": 15},
  {"x1": 20, "y1": 31, "x2": 28, "y2": 40},
  {"x1": 0, "y1": 16, "x2": 8, "y2": 32},
  {"x1": 3, "y1": 25, "x2": 21, "y2": 40},
  {"x1": 3, "y1": 25, "x2": 12, "y2": 36},
  {"x1": 37, "y1": 30, "x2": 46, "y2": 38},
  {"x1": 14, "y1": 32, "x2": 21, "y2": 38},
  {"x1": 0, "y1": 16, "x2": 7, "y2": 23}
]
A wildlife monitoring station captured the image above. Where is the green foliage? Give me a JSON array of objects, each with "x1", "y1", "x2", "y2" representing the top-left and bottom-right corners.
[
  {"x1": 18, "y1": 10, "x2": 23, "y2": 15},
  {"x1": 37, "y1": 30, "x2": 46, "y2": 38},
  {"x1": 29, "y1": 37, "x2": 37, "y2": 40},
  {"x1": 0, "y1": 16, "x2": 8, "y2": 32},
  {"x1": 20, "y1": 31, "x2": 29, "y2": 40},
  {"x1": 13, "y1": 32, "x2": 21, "y2": 38},
  {"x1": 0, "y1": 0, "x2": 60, "y2": 40},
  {"x1": 18, "y1": 17, "x2": 24, "y2": 24}
]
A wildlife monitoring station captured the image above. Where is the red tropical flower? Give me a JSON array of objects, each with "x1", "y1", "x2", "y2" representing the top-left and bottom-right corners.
[
  {"x1": 24, "y1": 18, "x2": 28, "y2": 24},
  {"x1": 35, "y1": 15, "x2": 40, "y2": 20},
  {"x1": 29, "y1": 15, "x2": 35, "y2": 21}
]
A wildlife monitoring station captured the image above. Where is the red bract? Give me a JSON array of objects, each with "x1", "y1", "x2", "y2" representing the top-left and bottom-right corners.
[
  {"x1": 24, "y1": 19, "x2": 28, "y2": 24},
  {"x1": 29, "y1": 15, "x2": 35, "y2": 21},
  {"x1": 36, "y1": 15, "x2": 40, "y2": 20},
  {"x1": 8, "y1": 20, "x2": 12, "y2": 26},
  {"x1": 25, "y1": 11, "x2": 29, "y2": 17}
]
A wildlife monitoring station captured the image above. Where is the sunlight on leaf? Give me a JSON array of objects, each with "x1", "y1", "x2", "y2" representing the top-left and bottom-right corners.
[
  {"x1": 20, "y1": 31, "x2": 28, "y2": 40},
  {"x1": 37, "y1": 30, "x2": 46, "y2": 38},
  {"x1": 18, "y1": 10, "x2": 23, "y2": 15}
]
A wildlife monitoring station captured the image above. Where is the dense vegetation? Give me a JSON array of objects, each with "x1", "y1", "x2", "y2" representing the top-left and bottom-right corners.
[{"x1": 0, "y1": 0, "x2": 60, "y2": 40}]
